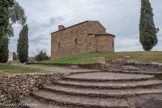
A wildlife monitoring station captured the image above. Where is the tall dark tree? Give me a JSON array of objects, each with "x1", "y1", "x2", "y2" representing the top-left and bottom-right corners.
[
  {"x1": 0, "y1": 0, "x2": 14, "y2": 47},
  {"x1": 17, "y1": 24, "x2": 29, "y2": 63},
  {"x1": 0, "y1": 38, "x2": 9, "y2": 63},
  {"x1": 0, "y1": 0, "x2": 26, "y2": 63},
  {"x1": 139, "y1": 0, "x2": 158, "y2": 51}
]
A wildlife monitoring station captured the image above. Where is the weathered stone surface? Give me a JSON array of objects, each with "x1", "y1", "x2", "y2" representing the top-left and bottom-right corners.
[
  {"x1": 51, "y1": 21, "x2": 115, "y2": 59},
  {"x1": 70, "y1": 65, "x2": 80, "y2": 69},
  {"x1": 97, "y1": 57, "x2": 106, "y2": 64},
  {"x1": 53, "y1": 80, "x2": 162, "y2": 89},
  {"x1": 19, "y1": 96, "x2": 64, "y2": 108},
  {"x1": 122, "y1": 60, "x2": 162, "y2": 67},
  {"x1": 63, "y1": 72, "x2": 154, "y2": 81},
  {"x1": 124, "y1": 66, "x2": 140, "y2": 71},
  {"x1": 31, "y1": 91, "x2": 129, "y2": 108},
  {"x1": 0, "y1": 73, "x2": 64, "y2": 103},
  {"x1": 0, "y1": 95, "x2": 7, "y2": 101},
  {"x1": 44, "y1": 85, "x2": 162, "y2": 98},
  {"x1": 0, "y1": 90, "x2": 2, "y2": 94},
  {"x1": 108, "y1": 70, "x2": 162, "y2": 75},
  {"x1": 16, "y1": 70, "x2": 162, "y2": 108},
  {"x1": 110, "y1": 63, "x2": 162, "y2": 75},
  {"x1": 129, "y1": 94, "x2": 162, "y2": 108},
  {"x1": 151, "y1": 62, "x2": 162, "y2": 66}
]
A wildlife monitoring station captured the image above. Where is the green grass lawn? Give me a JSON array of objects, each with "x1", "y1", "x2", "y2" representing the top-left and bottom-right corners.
[
  {"x1": 0, "y1": 64, "x2": 50, "y2": 75},
  {"x1": 39, "y1": 51, "x2": 162, "y2": 64},
  {"x1": 1, "y1": 51, "x2": 162, "y2": 75}
]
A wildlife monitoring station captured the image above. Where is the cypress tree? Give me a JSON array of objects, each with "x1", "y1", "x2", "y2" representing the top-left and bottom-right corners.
[
  {"x1": 17, "y1": 24, "x2": 29, "y2": 63},
  {"x1": 0, "y1": 0, "x2": 14, "y2": 47},
  {"x1": 139, "y1": 0, "x2": 158, "y2": 51},
  {"x1": 0, "y1": 0, "x2": 26, "y2": 63},
  {"x1": 0, "y1": 0, "x2": 13, "y2": 63},
  {"x1": 0, "y1": 38, "x2": 9, "y2": 63}
]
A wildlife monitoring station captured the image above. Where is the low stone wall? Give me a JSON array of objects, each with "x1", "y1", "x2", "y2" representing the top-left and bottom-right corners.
[
  {"x1": 0, "y1": 72, "x2": 64, "y2": 103},
  {"x1": 122, "y1": 61, "x2": 162, "y2": 68},
  {"x1": 26, "y1": 62, "x2": 105, "y2": 70}
]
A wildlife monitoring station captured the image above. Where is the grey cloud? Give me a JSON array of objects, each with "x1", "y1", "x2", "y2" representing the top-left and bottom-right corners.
[
  {"x1": 29, "y1": 35, "x2": 49, "y2": 44},
  {"x1": 10, "y1": 0, "x2": 162, "y2": 56},
  {"x1": 29, "y1": 17, "x2": 64, "y2": 39},
  {"x1": 9, "y1": 16, "x2": 64, "y2": 56}
]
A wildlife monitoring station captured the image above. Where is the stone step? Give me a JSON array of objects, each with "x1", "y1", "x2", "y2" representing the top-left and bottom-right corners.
[
  {"x1": 63, "y1": 72, "x2": 154, "y2": 82},
  {"x1": 44, "y1": 85, "x2": 162, "y2": 98},
  {"x1": 31, "y1": 91, "x2": 129, "y2": 108},
  {"x1": 19, "y1": 96, "x2": 65, "y2": 108},
  {"x1": 107, "y1": 70, "x2": 162, "y2": 75},
  {"x1": 53, "y1": 80, "x2": 162, "y2": 89}
]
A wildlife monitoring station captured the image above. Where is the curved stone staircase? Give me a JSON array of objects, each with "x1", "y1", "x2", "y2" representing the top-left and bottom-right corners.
[{"x1": 19, "y1": 72, "x2": 162, "y2": 108}]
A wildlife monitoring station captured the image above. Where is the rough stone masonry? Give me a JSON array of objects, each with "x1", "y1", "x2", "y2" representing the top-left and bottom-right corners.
[
  {"x1": 51, "y1": 21, "x2": 115, "y2": 59},
  {"x1": 0, "y1": 73, "x2": 64, "y2": 103}
]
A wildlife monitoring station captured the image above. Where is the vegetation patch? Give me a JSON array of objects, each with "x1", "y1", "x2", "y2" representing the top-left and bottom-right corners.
[
  {"x1": 155, "y1": 75, "x2": 162, "y2": 80},
  {"x1": 39, "y1": 51, "x2": 162, "y2": 64},
  {"x1": 0, "y1": 64, "x2": 51, "y2": 75},
  {"x1": 38, "y1": 83, "x2": 44, "y2": 90},
  {"x1": 105, "y1": 65, "x2": 114, "y2": 70}
]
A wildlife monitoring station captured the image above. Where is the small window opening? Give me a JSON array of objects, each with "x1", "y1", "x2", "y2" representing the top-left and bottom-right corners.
[
  {"x1": 58, "y1": 43, "x2": 61, "y2": 48},
  {"x1": 75, "y1": 39, "x2": 78, "y2": 45}
]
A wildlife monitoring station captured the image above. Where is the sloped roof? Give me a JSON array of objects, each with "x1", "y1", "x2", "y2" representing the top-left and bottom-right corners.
[{"x1": 51, "y1": 20, "x2": 105, "y2": 34}]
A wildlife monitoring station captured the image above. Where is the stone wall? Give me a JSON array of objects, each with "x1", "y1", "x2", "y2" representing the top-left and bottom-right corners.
[
  {"x1": 122, "y1": 61, "x2": 162, "y2": 67},
  {"x1": 51, "y1": 21, "x2": 115, "y2": 59},
  {"x1": 0, "y1": 73, "x2": 64, "y2": 103},
  {"x1": 96, "y1": 35, "x2": 115, "y2": 52}
]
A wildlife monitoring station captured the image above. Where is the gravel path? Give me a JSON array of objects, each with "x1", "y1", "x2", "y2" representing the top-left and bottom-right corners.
[{"x1": 12, "y1": 64, "x2": 99, "y2": 74}]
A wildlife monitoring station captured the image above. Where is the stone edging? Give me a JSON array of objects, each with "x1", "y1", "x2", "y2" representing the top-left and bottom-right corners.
[
  {"x1": 121, "y1": 60, "x2": 162, "y2": 67},
  {"x1": 104, "y1": 70, "x2": 162, "y2": 76}
]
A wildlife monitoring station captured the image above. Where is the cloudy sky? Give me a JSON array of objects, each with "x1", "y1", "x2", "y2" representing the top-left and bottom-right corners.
[{"x1": 9, "y1": 0, "x2": 162, "y2": 56}]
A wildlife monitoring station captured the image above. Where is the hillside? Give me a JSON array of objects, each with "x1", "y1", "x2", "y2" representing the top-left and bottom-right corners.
[{"x1": 40, "y1": 51, "x2": 162, "y2": 64}]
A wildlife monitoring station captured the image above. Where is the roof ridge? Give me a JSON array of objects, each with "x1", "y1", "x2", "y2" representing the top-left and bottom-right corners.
[{"x1": 51, "y1": 20, "x2": 99, "y2": 34}]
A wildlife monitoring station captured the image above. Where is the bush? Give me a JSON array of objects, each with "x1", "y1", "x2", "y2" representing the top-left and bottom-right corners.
[{"x1": 35, "y1": 50, "x2": 50, "y2": 61}]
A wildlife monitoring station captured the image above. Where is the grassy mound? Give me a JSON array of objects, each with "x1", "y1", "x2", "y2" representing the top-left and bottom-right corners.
[{"x1": 40, "y1": 51, "x2": 162, "y2": 64}]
